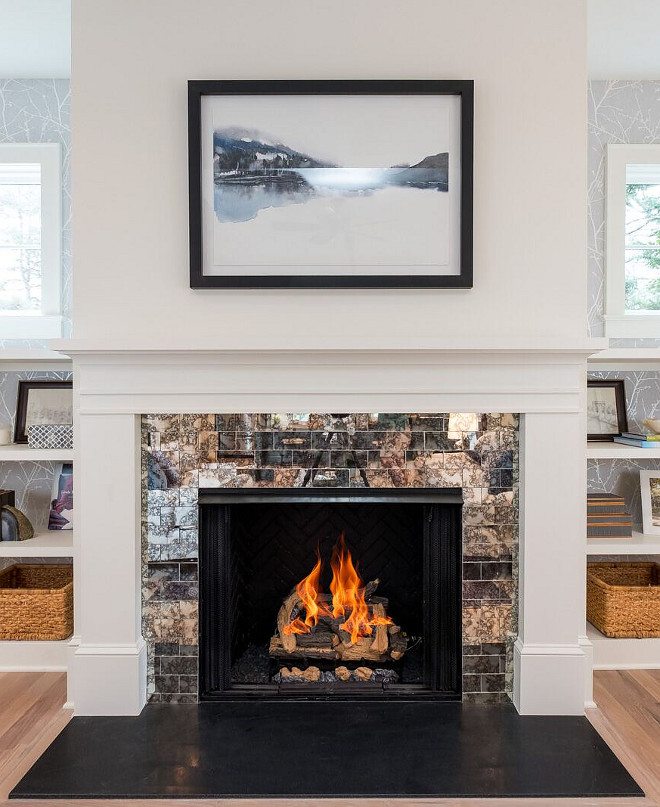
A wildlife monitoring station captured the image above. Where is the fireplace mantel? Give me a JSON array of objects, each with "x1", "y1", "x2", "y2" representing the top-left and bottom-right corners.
[{"x1": 58, "y1": 337, "x2": 601, "y2": 716}]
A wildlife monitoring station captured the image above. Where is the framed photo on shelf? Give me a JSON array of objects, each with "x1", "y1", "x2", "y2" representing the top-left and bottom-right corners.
[
  {"x1": 587, "y1": 379, "x2": 628, "y2": 442},
  {"x1": 640, "y1": 470, "x2": 660, "y2": 535},
  {"x1": 188, "y1": 79, "x2": 474, "y2": 289},
  {"x1": 14, "y1": 380, "x2": 73, "y2": 444}
]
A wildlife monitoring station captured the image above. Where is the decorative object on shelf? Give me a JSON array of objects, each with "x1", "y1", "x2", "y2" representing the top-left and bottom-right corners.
[
  {"x1": 0, "y1": 424, "x2": 11, "y2": 445},
  {"x1": 0, "y1": 564, "x2": 73, "y2": 640},
  {"x1": 587, "y1": 379, "x2": 628, "y2": 441},
  {"x1": 614, "y1": 432, "x2": 660, "y2": 448},
  {"x1": 640, "y1": 470, "x2": 660, "y2": 535},
  {"x1": 48, "y1": 463, "x2": 73, "y2": 530},
  {"x1": 0, "y1": 505, "x2": 34, "y2": 542},
  {"x1": 587, "y1": 493, "x2": 632, "y2": 537},
  {"x1": 587, "y1": 562, "x2": 660, "y2": 638},
  {"x1": 0, "y1": 490, "x2": 15, "y2": 508},
  {"x1": 14, "y1": 379, "x2": 73, "y2": 444},
  {"x1": 643, "y1": 419, "x2": 660, "y2": 435},
  {"x1": 27, "y1": 423, "x2": 73, "y2": 450},
  {"x1": 188, "y1": 79, "x2": 474, "y2": 289}
]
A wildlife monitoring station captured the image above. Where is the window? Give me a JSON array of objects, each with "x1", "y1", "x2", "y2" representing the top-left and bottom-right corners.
[
  {"x1": 0, "y1": 144, "x2": 61, "y2": 338},
  {"x1": 605, "y1": 144, "x2": 660, "y2": 337}
]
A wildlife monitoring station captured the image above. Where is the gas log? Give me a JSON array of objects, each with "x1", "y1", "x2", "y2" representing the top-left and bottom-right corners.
[{"x1": 269, "y1": 579, "x2": 408, "y2": 664}]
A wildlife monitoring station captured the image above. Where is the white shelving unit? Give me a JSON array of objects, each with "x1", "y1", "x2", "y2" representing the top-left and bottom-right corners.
[
  {"x1": 587, "y1": 530, "x2": 660, "y2": 555},
  {"x1": 587, "y1": 621, "x2": 660, "y2": 670},
  {"x1": 0, "y1": 444, "x2": 73, "y2": 462},
  {"x1": 587, "y1": 441, "x2": 660, "y2": 459},
  {"x1": 0, "y1": 530, "x2": 73, "y2": 558},
  {"x1": 0, "y1": 349, "x2": 71, "y2": 372}
]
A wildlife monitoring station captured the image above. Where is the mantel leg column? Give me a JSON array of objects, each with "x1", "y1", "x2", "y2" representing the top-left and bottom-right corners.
[
  {"x1": 513, "y1": 411, "x2": 587, "y2": 715},
  {"x1": 70, "y1": 413, "x2": 145, "y2": 715}
]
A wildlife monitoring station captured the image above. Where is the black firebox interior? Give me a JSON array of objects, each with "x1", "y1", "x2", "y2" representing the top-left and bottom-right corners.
[{"x1": 199, "y1": 488, "x2": 462, "y2": 699}]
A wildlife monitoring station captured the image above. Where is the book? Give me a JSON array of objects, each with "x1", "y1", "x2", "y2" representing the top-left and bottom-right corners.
[
  {"x1": 587, "y1": 525, "x2": 633, "y2": 537},
  {"x1": 613, "y1": 437, "x2": 660, "y2": 448},
  {"x1": 587, "y1": 514, "x2": 632, "y2": 523},
  {"x1": 622, "y1": 432, "x2": 660, "y2": 441}
]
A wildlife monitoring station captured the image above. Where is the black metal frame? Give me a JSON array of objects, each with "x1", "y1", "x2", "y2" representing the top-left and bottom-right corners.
[
  {"x1": 14, "y1": 379, "x2": 73, "y2": 444},
  {"x1": 587, "y1": 378, "x2": 629, "y2": 442},
  {"x1": 199, "y1": 487, "x2": 462, "y2": 701},
  {"x1": 188, "y1": 79, "x2": 474, "y2": 289}
]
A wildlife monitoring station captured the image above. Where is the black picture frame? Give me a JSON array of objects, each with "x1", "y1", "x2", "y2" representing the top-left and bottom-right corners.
[
  {"x1": 188, "y1": 79, "x2": 474, "y2": 289},
  {"x1": 14, "y1": 380, "x2": 73, "y2": 444},
  {"x1": 587, "y1": 379, "x2": 629, "y2": 442}
]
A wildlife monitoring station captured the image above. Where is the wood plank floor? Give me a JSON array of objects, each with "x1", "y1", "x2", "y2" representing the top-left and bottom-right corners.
[{"x1": 0, "y1": 670, "x2": 657, "y2": 806}]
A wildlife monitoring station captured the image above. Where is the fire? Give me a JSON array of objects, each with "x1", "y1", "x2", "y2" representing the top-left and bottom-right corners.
[{"x1": 283, "y1": 532, "x2": 392, "y2": 644}]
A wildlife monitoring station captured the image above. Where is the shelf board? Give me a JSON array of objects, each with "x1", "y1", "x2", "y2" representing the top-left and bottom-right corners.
[
  {"x1": 587, "y1": 530, "x2": 660, "y2": 555},
  {"x1": 587, "y1": 442, "x2": 660, "y2": 459},
  {"x1": 0, "y1": 349, "x2": 71, "y2": 370},
  {"x1": 0, "y1": 530, "x2": 73, "y2": 557},
  {"x1": 588, "y1": 348, "x2": 660, "y2": 368},
  {"x1": 0, "y1": 638, "x2": 69, "y2": 671},
  {"x1": 0, "y1": 444, "x2": 73, "y2": 462},
  {"x1": 587, "y1": 621, "x2": 660, "y2": 670}
]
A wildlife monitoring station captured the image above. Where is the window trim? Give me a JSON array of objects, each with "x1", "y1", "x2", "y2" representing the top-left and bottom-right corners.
[{"x1": 0, "y1": 143, "x2": 62, "y2": 339}]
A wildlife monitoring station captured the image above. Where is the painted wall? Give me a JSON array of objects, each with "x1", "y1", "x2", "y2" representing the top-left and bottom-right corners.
[
  {"x1": 0, "y1": 78, "x2": 72, "y2": 346},
  {"x1": 71, "y1": 0, "x2": 587, "y2": 342}
]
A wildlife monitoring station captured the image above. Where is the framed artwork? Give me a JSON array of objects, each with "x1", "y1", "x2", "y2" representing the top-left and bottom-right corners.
[
  {"x1": 14, "y1": 380, "x2": 73, "y2": 444},
  {"x1": 640, "y1": 470, "x2": 660, "y2": 535},
  {"x1": 189, "y1": 79, "x2": 474, "y2": 289},
  {"x1": 48, "y1": 462, "x2": 73, "y2": 530},
  {"x1": 587, "y1": 379, "x2": 628, "y2": 442}
]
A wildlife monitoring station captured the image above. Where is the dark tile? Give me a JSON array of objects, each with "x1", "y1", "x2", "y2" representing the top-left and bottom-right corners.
[
  {"x1": 154, "y1": 675, "x2": 180, "y2": 694},
  {"x1": 481, "y1": 562, "x2": 512, "y2": 581},
  {"x1": 312, "y1": 431, "x2": 349, "y2": 449},
  {"x1": 481, "y1": 642, "x2": 506, "y2": 655},
  {"x1": 410, "y1": 414, "x2": 448, "y2": 431},
  {"x1": 179, "y1": 645, "x2": 199, "y2": 656},
  {"x1": 462, "y1": 562, "x2": 482, "y2": 580},
  {"x1": 463, "y1": 654, "x2": 501, "y2": 674},
  {"x1": 310, "y1": 469, "x2": 350, "y2": 487},
  {"x1": 160, "y1": 656, "x2": 197, "y2": 675},
  {"x1": 242, "y1": 468, "x2": 275, "y2": 484},
  {"x1": 216, "y1": 414, "x2": 251, "y2": 432},
  {"x1": 375, "y1": 414, "x2": 410, "y2": 430},
  {"x1": 407, "y1": 433, "x2": 426, "y2": 450},
  {"x1": 461, "y1": 674, "x2": 482, "y2": 693},
  {"x1": 154, "y1": 643, "x2": 179, "y2": 656},
  {"x1": 349, "y1": 432, "x2": 386, "y2": 450},
  {"x1": 179, "y1": 675, "x2": 199, "y2": 694},
  {"x1": 462, "y1": 643, "x2": 482, "y2": 656},
  {"x1": 179, "y1": 563, "x2": 198, "y2": 581},
  {"x1": 257, "y1": 450, "x2": 292, "y2": 467},
  {"x1": 217, "y1": 432, "x2": 250, "y2": 451},
  {"x1": 330, "y1": 451, "x2": 369, "y2": 468},
  {"x1": 273, "y1": 432, "x2": 311, "y2": 450},
  {"x1": 463, "y1": 691, "x2": 510, "y2": 704},
  {"x1": 463, "y1": 581, "x2": 505, "y2": 601},
  {"x1": 291, "y1": 450, "x2": 330, "y2": 467},
  {"x1": 481, "y1": 673, "x2": 506, "y2": 692},
  {"x1": 424, "y1": 432, "x2": 455, "y2": 451},
  {"x1": 162, "y1": 581, "x2": 199, "y2": 600},
  {"x1": 254, "y1": 432, "x2": 273, "y2": 451}
]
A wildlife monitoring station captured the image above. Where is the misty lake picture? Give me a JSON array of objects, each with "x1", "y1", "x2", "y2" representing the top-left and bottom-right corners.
[{"x1": 193, "y1": 84, "x2": 471, "y2": 284}]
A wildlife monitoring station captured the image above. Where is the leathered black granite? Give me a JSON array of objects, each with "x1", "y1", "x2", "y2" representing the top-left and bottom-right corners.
[{"x1": 11, "y1": 702, "x2": 643, "y2": 799}]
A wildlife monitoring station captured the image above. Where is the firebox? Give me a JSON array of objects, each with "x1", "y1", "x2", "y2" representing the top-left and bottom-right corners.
[{"x1": 199, "y1": 488, "x2": 462, "y2": 699}]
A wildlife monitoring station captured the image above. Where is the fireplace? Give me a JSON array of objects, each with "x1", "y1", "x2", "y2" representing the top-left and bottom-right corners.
[{"x1": 199, "y1": 488, "x2": 462, "y2": 699}]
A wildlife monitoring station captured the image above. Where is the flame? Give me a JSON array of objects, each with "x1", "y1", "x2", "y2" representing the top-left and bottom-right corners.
[{"x1": 284, "y1": 532, "x2": 393, "y2": 644}]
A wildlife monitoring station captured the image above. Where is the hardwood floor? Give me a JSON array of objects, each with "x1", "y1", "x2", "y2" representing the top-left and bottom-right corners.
[{"x1": 0, "y1": 670, "x2": 657, "y2": 806}]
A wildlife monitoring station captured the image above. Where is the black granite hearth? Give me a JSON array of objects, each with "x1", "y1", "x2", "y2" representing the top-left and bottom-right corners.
[{"x1": 11, "y1": 702, "x2": 642, "y2": 799}]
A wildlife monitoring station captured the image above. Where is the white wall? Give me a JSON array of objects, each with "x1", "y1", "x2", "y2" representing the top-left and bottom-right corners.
[
  {"x1": 71, "y1": 0, "x2": 587, "y2": 343},
  {"x1": 588, "y1": 0, "x2": 660, "y2": 79}
]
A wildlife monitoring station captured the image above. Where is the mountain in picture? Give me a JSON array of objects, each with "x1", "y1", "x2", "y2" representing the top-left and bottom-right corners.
[{"x1": 213, "y1": 127, "x2": 448, "y2": 223}]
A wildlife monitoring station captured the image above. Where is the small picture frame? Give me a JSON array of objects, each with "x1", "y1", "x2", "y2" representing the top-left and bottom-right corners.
[
  {"x1": 14, "y1": 380, "x2": 73, "y2": 444},
  {"x1": 587, "y1": 379, "x2": 628, "y2": 442},
  {"x1": 640, "y1": 470, "x2": 660, "y2": 535}
]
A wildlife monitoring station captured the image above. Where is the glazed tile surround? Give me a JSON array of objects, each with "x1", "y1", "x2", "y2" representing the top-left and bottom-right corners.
[{"x1": 142, "y1": 413, "x2": 519, "y2": 704}]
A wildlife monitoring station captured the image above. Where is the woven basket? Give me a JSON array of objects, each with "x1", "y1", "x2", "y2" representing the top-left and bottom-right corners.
[
  {"x1": 587, "y1": 562, "x2": 660, "y2": 638},
  {"x1": 0, "y1": 564, "x2": 73, "y2": 640}
]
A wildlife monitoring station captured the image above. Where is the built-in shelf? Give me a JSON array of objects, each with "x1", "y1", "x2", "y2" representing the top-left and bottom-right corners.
[
  {"x1": 0, "y1": 444, "x2": 73, "y2": 462},
  {"x1": 0, "y1": 349, "x2": 71, "y2": 370},
  {"x1": 0, "y1": 639, "x2": 69, "y2": 671},
  {"x1": 587, "y1": 442, "x2": 660, "y2": 459},
  {"x1": 588, "y1": 348, "x2": 660, "y2": 368},
  {"x1": 0, "y1": 530, "x2": 73, "y2": 558},
  {"x1": 587, "y1": 621, "x2": 660, "y2": 670},
  {"x1": 587, "y1": 530, "x2": 660, "y2": 555}
]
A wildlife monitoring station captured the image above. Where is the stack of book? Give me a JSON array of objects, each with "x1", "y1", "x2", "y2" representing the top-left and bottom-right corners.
[
  {"x1": 613, "y1": 431, "x2": 660, "y2": 448},
  {"x1": 587, "y1": 493, "x2": 632, "y2": 538}
]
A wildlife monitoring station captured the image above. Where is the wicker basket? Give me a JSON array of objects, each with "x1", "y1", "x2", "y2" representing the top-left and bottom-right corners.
[
  {"x1": 0, "y1": 564, "x2": 73, "y2": 640},
  {"x1": 587, "y1": 562, "x2": 660, "y2": 638}
]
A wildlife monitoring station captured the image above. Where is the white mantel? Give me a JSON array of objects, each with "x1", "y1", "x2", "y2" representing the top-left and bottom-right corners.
[{"x1": 56, "y1": 339, "x2": 604, "y2": 716}]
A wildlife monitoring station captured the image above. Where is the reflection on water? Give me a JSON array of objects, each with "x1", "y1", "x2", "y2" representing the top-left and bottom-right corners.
[{"x1": 215, "y1": 166, "x2": 447, "y2": 224}]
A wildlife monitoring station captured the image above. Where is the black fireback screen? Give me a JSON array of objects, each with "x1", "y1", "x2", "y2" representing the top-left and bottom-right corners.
[{"x1": 199, "y1": 488, "x2": 462, "y2": 699}]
